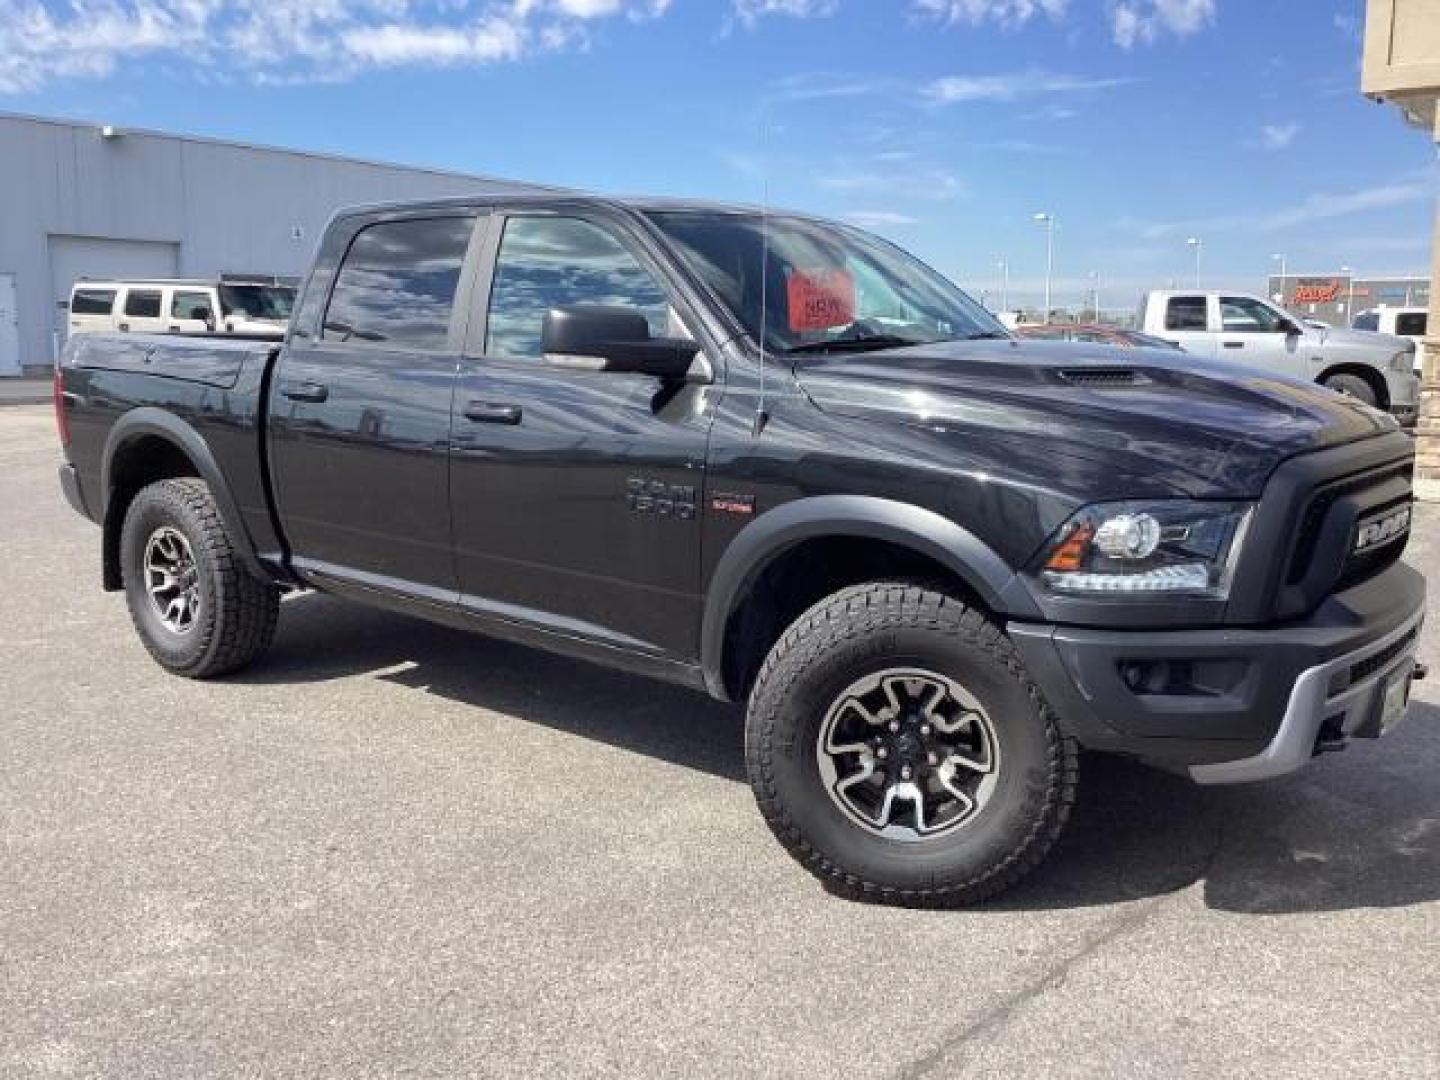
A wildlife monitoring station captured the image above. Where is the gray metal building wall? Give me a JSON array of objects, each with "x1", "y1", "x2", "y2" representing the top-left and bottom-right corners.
[{"x1": 0, "y1": 113, "x2": 543, "y2": 372}]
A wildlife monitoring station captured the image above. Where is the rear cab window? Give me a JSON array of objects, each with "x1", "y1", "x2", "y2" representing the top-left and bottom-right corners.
[
  {"x1": 1164, "y1": 296, "x2": 1208, "y2": 331},
  {"x1": 70, "y1": 288, "x2": 116, "y2": 315},
  {"x1": 1352, "y1": 311, "x2": 1380, "y2": 332}
]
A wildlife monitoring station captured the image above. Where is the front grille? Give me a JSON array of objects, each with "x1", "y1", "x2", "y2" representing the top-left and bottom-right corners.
[{"x1": 1286, "y1": 461, "x2": 1413, "y2": 586}]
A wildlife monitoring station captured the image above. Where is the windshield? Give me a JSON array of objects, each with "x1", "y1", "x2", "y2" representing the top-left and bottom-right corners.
[
  {"x1": 219, "y1": 284, "x2": 296, "y2": 321},
  {"x1": 646, "y1": 210, "x2": 1004, "y2": 354}
]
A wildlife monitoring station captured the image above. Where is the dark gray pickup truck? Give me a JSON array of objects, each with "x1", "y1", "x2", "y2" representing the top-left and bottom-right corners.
[{"x1": 55, "y1": 194, "x2": 1427, "y2": 904}]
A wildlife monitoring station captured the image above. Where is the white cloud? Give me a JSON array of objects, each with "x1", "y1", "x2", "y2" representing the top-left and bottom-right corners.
[
  {"x1": 924, "y1": 69, "x2": 1137, "y2": 103},
  {"x1": 1258, "y1": 122, "x2": 1299, "y2": 150},
  {"x1": 912, "y1": 0, "x2": 1069, "y2": 27},
  {"x1": 0, "y1": 0, "x2": 663, "y2": 93},
  {"x1": 1121, "y1": 178, "x2": 1434, "y2": 239},
  {"x1": 1110, "y1": 0, "x2": 1215, "y2": 49},
  {"x1": 844, "y1": 210, "x2": 920, "y2": 228},
  {"x1": 819, "y1": 165, "x2": 964, "y2": 200},
  {"x1": 730, "y1": 0, "x2": 838, "y2": 29}
]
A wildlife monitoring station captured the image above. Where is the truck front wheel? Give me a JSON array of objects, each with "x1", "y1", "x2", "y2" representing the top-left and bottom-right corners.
[
  {"x1": 1321, "y1": 372, "x2": 1379, "y2": 407},
  {"x1": 744, "y1": 583, "x2": 1077, "y2": 905},
  {"x1": 120, "y1": 478, "x2": 279, "y2": 678}
]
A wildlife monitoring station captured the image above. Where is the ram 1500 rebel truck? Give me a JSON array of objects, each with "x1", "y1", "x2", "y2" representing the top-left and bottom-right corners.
[
  {"x1": 1138, "y1": 289, "x2": 1419, "y2": 425},
  {"x1": 56, "y1": 196, "x2": 1427, "y2": 905}
]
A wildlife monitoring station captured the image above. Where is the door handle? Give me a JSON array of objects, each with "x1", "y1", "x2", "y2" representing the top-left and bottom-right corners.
[
  {"x1": 1222, "y1": 341, "x2": 1244, "y2": 349},
  {"x1": 281, "y1": 380, "x2": 329, "y2": 403},
  {"x1": 463, "y1": 400, "x2": 522, "y2": 425},
  {"x1": 168, "y1": 324, "x2": 180, "y2": 332},
  {"x1": 118, "y1": 322, "x2": 130, "y2": 332}
]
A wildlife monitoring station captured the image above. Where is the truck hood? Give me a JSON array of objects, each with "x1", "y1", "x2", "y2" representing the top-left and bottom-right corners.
[
  {"x1": 794, "y1": 338, "x2": 1397, "y2": 498},
  {"x1": 1304, "y1": 324, "x2": 1413, "y2": 354}
]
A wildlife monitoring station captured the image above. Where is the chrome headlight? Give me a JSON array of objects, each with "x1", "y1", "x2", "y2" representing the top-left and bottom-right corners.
[{"x1": 1036, "y1": 501, "x2": 1253, "y2": 599}]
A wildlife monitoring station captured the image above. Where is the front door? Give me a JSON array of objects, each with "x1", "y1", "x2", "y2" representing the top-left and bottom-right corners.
[
  {"x1": 1217, "y1": 294, "x2": 1303, "y2": 378},
  {"x1": 167, "y1": 288, "x2": 217, "y2": 334},
  {"x1": 450, "y1": 210, "x2": 716, "y2": 659},
  {"x1": 267, "y1": 212, "x2": 482, "y2": 596}
]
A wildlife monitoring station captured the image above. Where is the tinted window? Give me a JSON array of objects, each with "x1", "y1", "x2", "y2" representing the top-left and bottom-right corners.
[
  {"x1": 1165, "y1": 296, "x2": 1207, "y2": 331},
  {"x1": 1220, "y1": 296, "x2": 1285, "y2": 332},
  {"x1": 1352, "y1": 311, "x2": 1380, "y2": 332},
  {"x1": 323, "y1": 216, "x2": 474, "y2": 349},
  {"x1": 124, "y1": 290, "x2": 162, "y2": 318},
  {"x1": 1396, "y1": 312, "x2": 1427, "y2": 337},
  {"x1": 486, "y1": 216, "x2": 670, "y2": 359},
  {"x1": 172, "y1": 291, "x2": 213, "y2": 320},
  {"x1": 71, "y1": 288, "x2": 115, "y2": 315}
]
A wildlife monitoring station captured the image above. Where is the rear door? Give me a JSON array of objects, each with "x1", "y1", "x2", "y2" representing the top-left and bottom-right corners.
[
  {"x1": 118, "y1": 286, "x2": 166, "y2": 334},
  {"x1": 267, "y1": 211, "x2": 484, "y2": 596},
  {"x1": 449, "y1": 208, "x2": 716, "y2": 659},
  {"x1": 1159, "y1": 294, "x2": 1215, "y2": 356}
]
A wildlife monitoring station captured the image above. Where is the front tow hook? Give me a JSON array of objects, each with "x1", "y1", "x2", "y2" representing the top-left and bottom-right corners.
[{"x1": 1413, "y1": 663, "x2": 1428, "y2": 682}]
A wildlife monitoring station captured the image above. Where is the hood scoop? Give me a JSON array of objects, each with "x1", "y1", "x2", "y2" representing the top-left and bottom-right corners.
[{"x1": 1057, "y1": 368, "x2": 1149, "y2": 387}]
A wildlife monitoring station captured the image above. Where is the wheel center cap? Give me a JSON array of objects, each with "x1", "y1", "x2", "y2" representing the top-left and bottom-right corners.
[{"x1": 893, "y1": 732, "x2": 922, "y2": 763}]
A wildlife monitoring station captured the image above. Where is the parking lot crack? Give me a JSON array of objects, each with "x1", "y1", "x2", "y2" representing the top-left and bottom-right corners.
[{"x1": 892, "y1": 895, "x2": 1170, "y2": 1080}]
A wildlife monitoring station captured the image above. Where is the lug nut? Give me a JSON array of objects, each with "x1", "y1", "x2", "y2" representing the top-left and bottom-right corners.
[
  {"x1": 920, "y1": 724, "x2": 931, "y2": 736},
  {"x1": 901, "y1": 766, "x2": 913, "y2": 780},
  {"x1": 877, "y1": 747, "x2": 889, "y2": 759},
  {"x1": 888, "y1": 720, "x2": 900, "y2": 733},
  {"x1": 927, "y1": 751, "x2": 939, "y2": 766}
]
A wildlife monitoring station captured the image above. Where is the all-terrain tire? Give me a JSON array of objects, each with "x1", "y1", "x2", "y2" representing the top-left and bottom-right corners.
[
  {"x1": 1322, "y1": 372, "x2": 1379, "y2": 407},
  {"x1": 745, "y1": 582, "x2": 1078, "y2": 906},
  {"x1": 120, "y1": 477, "x2": 279, "y2": 678}
]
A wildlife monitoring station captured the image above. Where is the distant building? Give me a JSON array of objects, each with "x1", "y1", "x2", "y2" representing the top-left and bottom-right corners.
[
  {"x1": 0, "y1": 112, "x2": 546, "y2": 376},
  {"x1": 1266, "y1": 273, "x2": 1431, "y2": 326}
]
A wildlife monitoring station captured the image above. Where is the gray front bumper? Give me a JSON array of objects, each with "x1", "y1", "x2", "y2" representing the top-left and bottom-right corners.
[{"x1": 1189, "y1": 604, "x2": 1425, "y2": 784}]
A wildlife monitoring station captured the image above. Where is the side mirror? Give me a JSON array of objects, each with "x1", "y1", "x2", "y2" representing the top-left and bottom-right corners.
[
  {"x1": 542, "y1": 305, "x2": 706, "y2": 382},
  {"x1": 1278, "y1": 318, "x2": 1301, "y2": 336}
]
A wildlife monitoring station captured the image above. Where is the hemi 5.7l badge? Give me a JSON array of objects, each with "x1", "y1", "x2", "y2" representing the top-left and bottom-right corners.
[{"x1": 1354, "y1": 504, "x2": 1411, "y2": 553}]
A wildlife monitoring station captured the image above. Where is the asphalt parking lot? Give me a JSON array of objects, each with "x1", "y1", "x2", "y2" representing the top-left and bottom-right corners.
[{"x1": 3, "y1": 401, "x2": 1438, "y2": 1079}]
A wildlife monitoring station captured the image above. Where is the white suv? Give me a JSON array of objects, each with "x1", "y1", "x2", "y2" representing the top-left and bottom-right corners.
[{"x1": 66, "y1": 277, "x2": 295, "y2": 340}]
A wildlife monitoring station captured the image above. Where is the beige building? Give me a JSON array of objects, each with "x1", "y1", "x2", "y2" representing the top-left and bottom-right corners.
[{"x1": 1363, "y1": 0, "x2": 1440, "y2": 476}]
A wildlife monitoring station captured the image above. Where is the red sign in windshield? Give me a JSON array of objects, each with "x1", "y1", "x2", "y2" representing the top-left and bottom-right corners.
[{"x1": 786, "y1": 268, "x2": 856, "y2": 332}]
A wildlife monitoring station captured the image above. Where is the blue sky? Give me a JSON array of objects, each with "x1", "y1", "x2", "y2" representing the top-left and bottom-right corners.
[{"x1": 2, "y1": 0, "x2": 1434, "y2": 307}]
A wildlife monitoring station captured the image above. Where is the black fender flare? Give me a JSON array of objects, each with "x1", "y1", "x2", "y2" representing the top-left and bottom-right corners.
[
  {"x1": 699, "y1": 494, "x2": 1041, "y2": 700},
  {"x1": 99, "y1": 407, "x2": 265, "y2": 587}
]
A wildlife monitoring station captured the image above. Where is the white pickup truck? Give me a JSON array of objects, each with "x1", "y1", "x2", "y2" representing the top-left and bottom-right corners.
[{"x1": 1138, "y1": 290, "x2": 1418, "y2": 426}]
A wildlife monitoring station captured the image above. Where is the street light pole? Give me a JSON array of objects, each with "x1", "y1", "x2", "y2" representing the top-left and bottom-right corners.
[
  {"x1": 1033, "y1": 213, "x2": 1055, "y2": 319},
  {"x1": 1271, "y1": 252, "x2": 1286, "y2": 304},
  {"x1": 1340, "y1": 264, "x2": 1355, "y2": 322},
  {"x1": 1186, "y1": 237, "x2": 1203, "y2": 288},
  {"x1": 1088, "y1": 270, "x2": 1100, "y2": 322},
  {"x1": 997, "y1": 258, "x2": 1009, "y2": 313}
]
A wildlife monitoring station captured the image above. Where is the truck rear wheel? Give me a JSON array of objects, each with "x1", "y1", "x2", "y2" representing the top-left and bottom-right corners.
[
  {"x1": 744, "y1": 583, "x2": 1077, "y2": 905},
  {"x1": 120, "y1": 478, "x2": 279, "y2": 678}
]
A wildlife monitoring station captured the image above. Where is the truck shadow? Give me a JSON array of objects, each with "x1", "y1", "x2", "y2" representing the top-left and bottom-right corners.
[{"x1": 243, "y1": 593, "x2": 1440, "y2": 917}]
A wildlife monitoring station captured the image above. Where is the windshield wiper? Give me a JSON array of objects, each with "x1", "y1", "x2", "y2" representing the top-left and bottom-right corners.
[
  {"x1": 958, "y1": 330, "x2": 1010, "y2": 340},
  {"x1": 784, "y1": 332, "x2": 922, "y2": 355}
]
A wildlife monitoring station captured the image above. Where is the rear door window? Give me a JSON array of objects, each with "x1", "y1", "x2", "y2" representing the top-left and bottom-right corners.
[
  {"x1": 71, "y1": 288, "x2": 116, "y2": 315},
  {"x1": 123, "y1": 289, "x2": 162, "y2": 318},
  {"x1": 1164, "y1": 296, "x2": 1208, "y2": 331},
  {"x1": 323, "y1": 216, "x2": 475, "y2": 350},
  {"x1": 1352, "y1": 311, "x2": 1380, "y2": 332}
]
